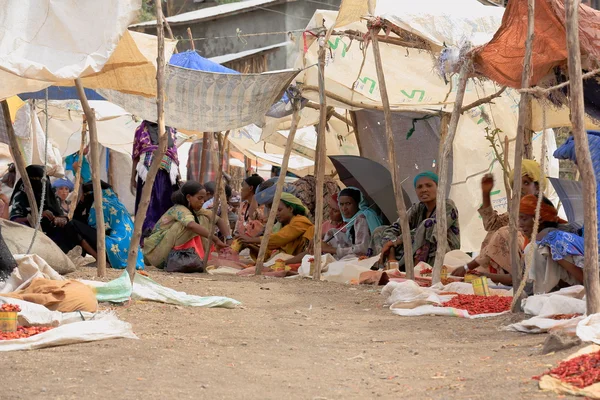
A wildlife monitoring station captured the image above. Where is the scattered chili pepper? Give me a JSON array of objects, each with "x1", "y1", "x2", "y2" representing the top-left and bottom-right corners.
[
  {"x1": 0, "y1": 326, "x2": 53, "y2": 340},
  {"x1": 439, "y1": 294, "x2": 511, "y2": 315},
  {"x1": 533, "y1": 350, "x2": 600, "y2": 388},
  {"x1": 0, "y1": 304, "x2": 21, "y2": 312},
  {"x1": 308, "y1": 258, "x2": 315, "y2": 263},
  {"x1": 420, "y1": 268, "x2": 433, "y2": 275},
  {"x1": 550, "y1": 313, "x2": 582, "y2": 320}
]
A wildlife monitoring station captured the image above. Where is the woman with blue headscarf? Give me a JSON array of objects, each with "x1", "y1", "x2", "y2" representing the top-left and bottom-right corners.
[
  {"x1": 370, "y1": 171, "x2": 460, "y2": 269},
  {"x1": 320, "y1": 187, "x2": 382, "y2": 259}
]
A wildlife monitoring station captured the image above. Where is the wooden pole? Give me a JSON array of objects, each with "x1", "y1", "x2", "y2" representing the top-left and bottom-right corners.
[
  {"x1": 68, "y1": 120, "x2": 87, "y2": 220},
  {"x1": 198, "y1": 133, "x2": 210, "y2": 182},
  {"x1": 1, "y1": 100, "x2": 39, "y2": 225},
  {"x1": 225, "y1": 140, "x2": 231, "y2": 175},
  {"x1": 432, "y1": 62, "x2": 470, "y2": 284},
  {"x1": 349, "y1": 111, "x2": 363, "y2": 156},
  {"x1": 312, "y1": 35, "x2": 330, "y2": 281},
  {"x1": 254, "y1": 102, "x2": 301, "y2": 275},
  {"x1": 509, "y1": 0, "x2": 535, "y2": 312},
  {"x1": 370, "y1": 29, "x2": 415, "y2": 279},
  {"x1": 125, "y1": 1, "x2": 168, "y2": 280},
  {"x1": 187, "y1": 27, "x2": 195, "y2": 51},
  {"x1": 202, "y1": 131, "x2": 230, "y2": 269},
  {"x1": 74, "y1": 79, "x2": 107, "y2": 278},
  {"x1": 523, "y1": 99, "x2": 534, "y2": 159},
  {"x1": 566, "y1": 0, "x2": 600, "y2": 314}
]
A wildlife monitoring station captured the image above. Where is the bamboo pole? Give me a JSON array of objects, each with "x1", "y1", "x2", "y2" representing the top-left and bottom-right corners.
[
  {"x1": 125, "y1": 2, "x2": 168, "y2": 281},
  {"x1": 566, "y1": 0, "x2": 600, "y2": 314},
  {"x1": 432, "y1": 61, "x2": 471, "y2": 284},
  {"x1": 202, "y1": 131, "x2": 230, "y2": 269},
  {"x1": 254, "y1": 102, "x2": 301, "y2": 275},
  {"x1": 74, "y1": 79, "x2": 107, "y2": 278},
  {"x1": 1, "y1": 100, "x2": 39, "y2": 225},
  {"x1": 312, "y1": 35, "x2": 330, "y2": 281},
  {"x1": 68, "y1": 120, "x2": 87, "y2": 220},
  {"x1": 370, "y1": 29, "x2": 414, "y2": 279},
  {"x1": 509, "y1": 0, "x2": 535, "y2": 312}
]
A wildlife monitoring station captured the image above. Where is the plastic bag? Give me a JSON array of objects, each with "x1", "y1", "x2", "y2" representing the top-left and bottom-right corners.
[{"x1": 166, "y1": 248, "x2": 205, "y2": 273}]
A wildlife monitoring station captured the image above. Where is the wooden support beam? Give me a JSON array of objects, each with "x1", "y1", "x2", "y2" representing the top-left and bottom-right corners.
[
  {"x1": 126, "y1": 1, "x2": 168, "y2": 280},
  {"x1": 370, "y1": 29, "x2": 415, "y2": 279},
  {"x1": 75, "y1": 78, "x2": 107, "y2": 278},
  {"x1": 68, "y1": 120, "x2": 87, "y2": 220},
  {"x1": 566, "y1": 0, "x2": 600, "y2": 314},
  {"x1": 510, "y1": 0, "x2": 535, "y2": 312},
  {"x1": 187, "y1": 27, "x2": 195, "y2": 51},
  {"x1": 1, "y1": 100, "x2": 39, "y2": 225},
  {"x1": 254, "y1": 103, "x2": 301, "y2": 275},
  {"x1": 432, "y1": 62, "x2": 470, "y2": 284}
]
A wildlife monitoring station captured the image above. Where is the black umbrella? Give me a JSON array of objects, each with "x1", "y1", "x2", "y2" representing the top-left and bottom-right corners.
[{"x1": 329, "y1": 155, "x2": 412, "y2": 223}]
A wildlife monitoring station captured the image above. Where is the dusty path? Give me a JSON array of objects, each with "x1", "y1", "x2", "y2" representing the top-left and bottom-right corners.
[{"x1": 4, "y1": 268, "x2": 575, "y2": 399}]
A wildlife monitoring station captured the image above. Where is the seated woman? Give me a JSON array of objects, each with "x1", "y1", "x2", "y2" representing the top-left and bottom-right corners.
[
  {"x1": 455, "y1": 195, "x2": 581, "y2": 291},
  {"x1": 143, "y1": 181, "x2": 229, "y2": 268},
  {"x1": 238, "y1": 193, "x2": 314, "y2": 259},
  {"x1": 235, "y1": 174, "x2": 265, "y2": 237},
  {"x1": 320, "y1": 187, "x2": 382, "y2": 259},
  {"x1": 66, "y1": 181, "x2": 144, "y2": 269},
  {"x1": 9, "y1": 165, "x2": 70, "y2": 250},
  {"x1": 478, "y1": 160, "x2": 543, "y2": 250},
  {"x1": 370, "y1": 171, "x2": 460, "y2": 269},
  {"x1": 321, "y1": 193, "x2": 344, "y2": 236},
  {"x1": 52, "y1": 178, "x2": 74, "y2": 215}
]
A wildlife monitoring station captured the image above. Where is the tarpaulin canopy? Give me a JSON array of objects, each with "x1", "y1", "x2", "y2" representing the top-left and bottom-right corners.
[
  {"x1": 471, "y1": 0, "x2": 600, "y2": 89},
  {"x1": 0, "y1": 1, "x2": 144, "y2": 100}
]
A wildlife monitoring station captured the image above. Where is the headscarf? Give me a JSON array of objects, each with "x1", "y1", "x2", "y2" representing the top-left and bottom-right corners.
[
  {"x1": 519, "y1": 194, "x2": 566, "y2": 224},
  {"x1": 280, "y1": 193, "x2": 308, "y2": 216},
  {"x1": 509, "y1": 159, "x2": 547, "y2": 190},
  {"x1": 52, "y1": 178, "x2": 74, "y2": 192},
  {"x1": 9, "y1": 165, "x2": 63, "y2": 219},
  {"x1": 338, "y1": 187, "x2": 383, "y2": 237},
  {"x1": 413, "y1": 171, "x2": 438, "y2": 188}
]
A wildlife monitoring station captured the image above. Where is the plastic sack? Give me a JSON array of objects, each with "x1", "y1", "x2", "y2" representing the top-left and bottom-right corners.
[
  {"x1": 166, "y1": 248, "x2": 205, "y2": 273},
  {"x1": 0, "y1": 296, "x2": 96, "y2": 327},
  {"x1": 576, "y1": 314, "x2": 600, "y2": 345},
  {"x1": 86, "y1": 272, "x2": 132, "y2": 304},
  {"x1": 505, "y1": 315, "x2": 584, "y2": 334},
  {"x1": 298, "y1": 254, "x2": 336, "y2": 277},
  {"x1": 523, "y1": 294, "x2": 586, "y2": 317}
]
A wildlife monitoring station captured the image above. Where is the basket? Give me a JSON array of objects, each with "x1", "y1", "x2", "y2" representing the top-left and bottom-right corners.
[{"x1": 0, "y1": 311, "x2": 18, "y2": 332}]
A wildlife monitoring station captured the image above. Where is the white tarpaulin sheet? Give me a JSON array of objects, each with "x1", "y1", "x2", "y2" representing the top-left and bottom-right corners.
[
  {"x1": 98, "y1": 67, "x2": 300, "y2": 132},
  {"x1": 0, "y1": 0, "x2": 141, "y2": 100}
]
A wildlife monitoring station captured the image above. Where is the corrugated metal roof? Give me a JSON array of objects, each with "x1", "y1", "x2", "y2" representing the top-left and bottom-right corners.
[
  {"x1": 209, "y1": 41, "x2": 290, "y2": 64},
  {"x1": 131, "y1": 0, "x2": 287, "y2": 28}
]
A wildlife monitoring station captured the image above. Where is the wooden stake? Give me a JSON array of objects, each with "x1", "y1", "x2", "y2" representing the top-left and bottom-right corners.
[
  {"x1": 75, "y1": 78, "x2": 107, "y2": 278},
  {"x1": 202, "y1": 131, "x2": 230, "y2": 269},
  {"x1": 523, "y1": 99, "x2": 534, "y2": 159},
  {"x1": 68, "y1": 120, "x2": 87, "y2": 220},
  {"x1": 503, "y1": 135, "x2": 512, "y2": 208},
  {"x1": 1, "y1": 100, "x2": 39, "y2": 224},
  {"x1": 254, "y1": 102, "x2": 301, "y2": 275},
  {"x1": 509, "y1": 0, "x2": 535, "y2": 312},
  {"x1": 187, "y1": 27, "x2": 195, "y2": 51},
  {"x1": 199, "y1": 133, "x2": 210, "y2": 182},
  {"x1": 349, "y1": 111, "x2": 363, "y2": 156},
  {"x1": 370, "y1": 30, "x2": 415, "y2": 279},
  {"x1": 125, "y1": 1, "x2": 168, "y2": 281},
  {"x1": 566, "y1": 0, "x2": 600, "y2": 314}
]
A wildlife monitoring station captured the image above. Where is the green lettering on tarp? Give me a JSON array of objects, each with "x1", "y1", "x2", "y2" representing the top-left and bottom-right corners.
[
  {"x1": 400, "y1": 90, "x2": 425, "y2": 102},
  {"x1": 357, "y1": 77, "x2": 377, "y2": 94},
  {"x1": 328, "y1": 38, "x2": 349, "y2": 57}
]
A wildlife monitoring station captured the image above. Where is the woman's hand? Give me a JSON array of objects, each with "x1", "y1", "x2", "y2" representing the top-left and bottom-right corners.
[
  {"x1": 481, "y1": 173, "x2": 494, "y2": 195},
  {"x1": 42, "y1": 210, "x2": 55, "y2": 221},
  {"x1": 54, "y1": 217, "x2": 68, "y2": 228},
  {"x1": 379, "y1": 240, "x2": 396, "y2": 264},
  {"x1": 214, "y1": 239, "x2": 227, "y2": 250},
  {"x1": 451, "y1": 266, "x2": 466, "y2": 277},
  {"x1": 320, "y1": 242, "x2": 337, "y2": 254}
]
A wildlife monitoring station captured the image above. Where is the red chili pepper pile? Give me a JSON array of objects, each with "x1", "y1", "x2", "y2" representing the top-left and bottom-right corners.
[
  {"x1": 550, "y1": 313, "x2": 582, "y2": 320},
  {"x1": 420, "y1": 268, "x2": 433, "y2": 275},
  {"x1": 440, "y1": 294, "x2": 512, "y2": 314},
  {"x1": 0, "y1": 304, "x2": 21, "y2": 312},
  {"x1": 0, "y1": 326, "x2": 53, "y2": 340},
  {"x1": 533, "y1": 350, "x2": 600, "y2": 388}
]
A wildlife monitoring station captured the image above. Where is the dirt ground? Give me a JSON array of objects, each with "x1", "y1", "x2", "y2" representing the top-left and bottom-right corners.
[{"x1": 3, "y1": 267, "x2": 580, "y2": 400}]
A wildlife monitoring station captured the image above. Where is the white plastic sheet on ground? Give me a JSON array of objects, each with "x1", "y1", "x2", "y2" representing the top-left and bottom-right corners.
[
  {"x1": 81, "y1": 271, "x2": 241, "y2": 309},
  {"x1": 0, "y1": 297, "x2": 137, "y2": 352},
  {"x1": 383, "y1": 280, "x2": 511, "y2": 319},
  {"x1": 298, "y1": 254, "x2": 379, "y2": 284}
]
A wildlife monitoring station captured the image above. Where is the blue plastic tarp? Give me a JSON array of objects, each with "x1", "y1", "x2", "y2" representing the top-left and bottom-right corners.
[{"x1": 19, "y1": 86, "x2": 105, "y2": 101}]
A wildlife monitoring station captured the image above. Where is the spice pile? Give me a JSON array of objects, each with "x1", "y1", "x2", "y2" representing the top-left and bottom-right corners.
[
  {"x1": 0, "y1": 304, "x2": 21, "y2": 312},
  {"x1": 0, "y1": 326, "x2": 53, "y2": 340},
  {"x1": 439, "y1": 294, "x2": 512, "y2": 315},
  {"x1": 534, "y1": 350, "x2": 600, "y2": 388},
  {"x1": 420, "y1": 268, "x2": 433, "y2": 275}
]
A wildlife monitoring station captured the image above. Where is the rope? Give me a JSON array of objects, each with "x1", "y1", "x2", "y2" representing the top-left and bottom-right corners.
[
  {"x1": 26, "y1": 89, "x2": 50, "y2": 254},
  {"x1": 518, "y1": 67, "x2": 600, "y2": 95},
  {"x1": 511, "y1": 104, "x2": 548, "y2": 309}
]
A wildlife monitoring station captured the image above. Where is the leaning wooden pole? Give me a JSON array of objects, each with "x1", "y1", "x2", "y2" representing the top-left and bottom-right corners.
[
  {"x1": 432, "y1": 61, "x2": 470, "y2": 284},
  {"x1": 75, "y1": 79, "x2": 107, "y2": 277},
  {"x1": 254, "y1": 102, "x2": 301, "y2": 275},
  {"x1": 566, "y1": 0, "x2": 600, "y2": 314},
  {"x1": 1, "y1": 100, "x2": 39, "y2": 224},
  {"x1": 509, "y1": 0, "x2": 535, "y2": 312},
  {"x1": 68, "y1": 121, "x2": 87, "y2": 220},
  {"x1": 202, "y1": 131, "x2": 229, "y2": 269},
  {"x1": 312, "y1": 35, "x2": 330, "y2": 281},
  {"x1": 125, "y1": 2, "x2": 168, "y2": 280},
  {"x1": 370, "y1": 28, "x2": 415, "y2": 279}
]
